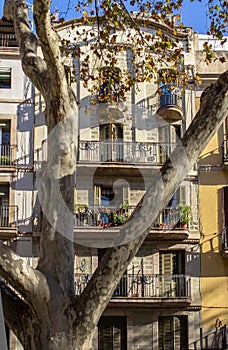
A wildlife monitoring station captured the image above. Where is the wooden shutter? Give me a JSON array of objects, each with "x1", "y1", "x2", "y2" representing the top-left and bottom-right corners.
[
  {"x1": 174, "y1": 316, "x2": 181, "y2": 350},
  {"x1": 159, "y1": 317, "x2": 173, "y2": 350},
  {"x1": 98, "y1": 316, "x2": 126, "y2": 350},
  {"x1": 159, "y1": 126, "x2": 170, "y2": 162},
  {"x1": 223, "y1": 187, "x2": 228, "y2": 227},
  {"x1": 160, "y1": 252, "x2": 172, "y2": 274},
  {"x1": 160, "y1": 251, "x2": 185, "y2": 275},
  {"x1": 94, "y1": 185, "x2": 101, "y2": 206},
  {"x1": 159, "y1": 316, "x2": 188, "y2": 350},
  {"x1": 179, "y1": 186, "x2": 186, "y2": 205}
]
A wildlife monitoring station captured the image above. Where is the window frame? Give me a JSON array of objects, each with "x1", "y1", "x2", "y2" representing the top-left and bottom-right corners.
[{"x1": 0, "y1": 68, "x2": 11, "y2": 89}]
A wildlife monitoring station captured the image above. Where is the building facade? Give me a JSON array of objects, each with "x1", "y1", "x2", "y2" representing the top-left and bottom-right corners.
[
  {"x1": 0, "y1": 13, "x2": 227, "y2": 350},
  {"x1": 53, "y1": 17, "x2": 201, "y2": 350},
  {"x1": 196, "y1": 35, "x2": 228, "y2": 350}
]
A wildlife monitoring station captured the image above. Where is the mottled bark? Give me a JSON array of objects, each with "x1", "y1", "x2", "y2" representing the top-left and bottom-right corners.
[
  {"x1": 1, "y1": 0, "x2": 228, "y2": 349},
  {"x1": 0, "y1": 241, "x2": 49, "y2": 308}
]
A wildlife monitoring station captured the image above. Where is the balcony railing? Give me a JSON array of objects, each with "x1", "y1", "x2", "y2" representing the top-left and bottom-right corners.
[
  {"x1": 33, "y1": 140, "x2": 176, "y2": 165},
  {"x1": 75, "y1": 273, "x2": 191, "y2": 298},
  {"x1": 222, "y1": 140, "x2": 228, "y2": 163},
  {"x1": 222, "y1": 227, "x2": 228, "y2": 249},
  {"x1": 74, "y1": 205, "x2": 183, "y2": 228},
  {"x1": 78, "y1": 141, "x2": 176, "y2": 164},
  {"x1": 0, "y1": 205, "x2": 18, "y2": 228},
  {"x1": 0, "y1": 33, "x2": 18, "y2": 47},
  {"x1": 0, "y1": 145, "x2": 16, "y2": 166},
  {"x1": 157, "y1": 91, "x2": 183, "y2": 121},
  {"x1": 160, "y1": 92, "x2": 181, "y2": 107}
]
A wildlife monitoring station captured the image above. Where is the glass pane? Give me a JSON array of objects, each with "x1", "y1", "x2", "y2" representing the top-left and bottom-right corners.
[{"x1": 0, "y1": 70, "x2": 11, "y2": 89}]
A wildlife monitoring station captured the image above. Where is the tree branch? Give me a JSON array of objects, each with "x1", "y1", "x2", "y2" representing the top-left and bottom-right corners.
[
  {"x1": 0, "y1": 241, "x2": 49, "y2": 308},
  {"x1": 74, "y1": 69, "x2": 228, "y2": 346},
  {"x1": 12, "y1": 0, "x2": 50, "y2": 99},
  {"x1": 33, "y1": 0, "x2": 70, "y2": 105},
  {"x1": 0, "y1": 279, "x2": 39, "y2": 350}
]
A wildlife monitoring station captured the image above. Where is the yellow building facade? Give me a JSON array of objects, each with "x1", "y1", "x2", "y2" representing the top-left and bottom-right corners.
[{"x1": 197, "y1": 34, "x2": 228, "y2": 348}]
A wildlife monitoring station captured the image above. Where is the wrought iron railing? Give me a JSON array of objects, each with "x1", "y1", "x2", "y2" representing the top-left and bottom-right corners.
[
  {"x1": 0, "y1": 33, "x2": 17, "y2": 47},
  {"x1": 74, "y1": 273, "x2": 191, "y2": 298},
  {"x1": 74, "y1": 205, "x2": 183, "y2": 228},
  {"x1": 222, "y1": 140, "x2": 228, "y2": 162},
  {"x1": 0, "y1": 205, "x2": 18, "y2": 228},
  {"x1": 33, "y1": 139, "x2": 176, "y2": 165},
  {"x1": 222, "y1": 227, "x2": 228, "y2": 250},
  {"x1": 0, "y1": 145, "x2": 16, "y2": 166},
  {"x1": 160, "y1": 92, "x2": 181, "y2": 107},
  {"x1": 78, "y1": 141, "x2": 176, "y2": 164}
]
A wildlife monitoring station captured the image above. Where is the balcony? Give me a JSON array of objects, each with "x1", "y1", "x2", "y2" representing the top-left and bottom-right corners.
[
  {"x1": 0, "y1": 205, "x2": 18, "y2": 239},
  {"x1": 0, "y1": 145, "x2": 17, "y2": 168},
  {"x1": 0, "y1": 33, "x2": 18, "y2": 47},
  {"x1": 78, "y1": 141, "x2": 176, "y2": 164},
  {"x1": 221, "y1": 227, "x2": 228, "y2": 258},
  {"x1": 74, "y1": 205, "x2": 188, "y2": 228},
  {"x1": 157, "y1": 92, "x2": 183, "y2": 122},
  {"x1": 75, "y1": 273, "x2": 191, "y2": 306},
  {"x1": 73, "y1": 205, "x2": 189, "y2": 246}
]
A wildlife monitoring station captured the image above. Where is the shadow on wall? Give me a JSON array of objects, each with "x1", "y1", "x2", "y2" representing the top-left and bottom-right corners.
[
  {"x1": 190, "y1": 322, "x2": 227, "y2": 350},
  {"x1": 200, "y1": 235, "x2": 228, "y2": 277},
  {"x1": 17, "y1": 98, "x2": 34, "y2": 168}
]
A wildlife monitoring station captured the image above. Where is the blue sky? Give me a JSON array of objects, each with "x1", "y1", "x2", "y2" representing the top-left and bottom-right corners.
[{"x1": 0, "y1": 0, "x2": 210, "y2": 34}]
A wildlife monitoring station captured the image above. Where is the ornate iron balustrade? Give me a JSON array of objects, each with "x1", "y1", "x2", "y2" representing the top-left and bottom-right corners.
[
  {"x1": 160, "y1": 92, "x2": 181, "y2": 107},
  {"x1": 0, "y1": 205, "x2": 18, "y2": 228},
  {"x1": 75, "y1": 273, "x2": 191, "y2": 298},
  {"x1": 222, "y1": 227, "x2": 228, "y2": 250},
  {"x1": 34, "y1": 139, "x2": 176, "y2": 165},
  {"x1": 222, "y1": 140, "x2": 228, "y2": 162},
  {"x1": 78, "y1": 141, "x2": 176, "y2": 164},
  {"x1": 74, "y1": 205, "x2": 182, "y2": 228},
  {"x1": 0, "y1": 33, "x2": 17, "y2": 47},
  {"x1": 0, "y1": 145, "x2": 16, "y2": 166}
]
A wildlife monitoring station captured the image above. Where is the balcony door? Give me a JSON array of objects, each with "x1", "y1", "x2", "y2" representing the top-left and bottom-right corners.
[
  {"x1": 159, "y1": 251, "x2": 185, "y2": 297},
  {"x1": 0, "y1": 185, "x2": 9, "y2": 227},
  {"x1": 159, "y1": 316, "x2": 188, "y2": 350},
  {"x1": 0, "y1": 121, "x2": 10, "y2": 165},
  {"x1": 99, "y1": 123, "x2": 123, "y2": 162},
  {"x1": 158, "y1": 124, "x2": 180, "y2": 163},
  {"x1": 98, "y1": 316, "x2": 127, "y2": 350}
]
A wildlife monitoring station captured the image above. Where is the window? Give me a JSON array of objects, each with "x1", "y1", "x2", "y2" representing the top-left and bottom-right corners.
[
  {"x1": 94, "y1": 185, "x2": 126, "y2": 207},
  {"x1": 161, "y1": 187, "x2": 186, "y2": 226},
  {"x1": 98, "y1": 68, "x2": 121, "y2": 103},
  {"x1": 159, "y1": 251, "x2": 186, "y2": 297},
  {"x1": 98, "y1": 316, "x2": 127, "y2": 350},
  {"x1": 0, "y1": 121, "x2": 11, "y2": 165},
  {"x1": 159, "y1": 251, "x2": 185, "y2": 275},
  {"x1": 99, "y1": 123, "x2": 123, "y2": 162},
  {"x1": 159, "y1": 316, "x2": 188, "y2": 350},
  {"x1": 158, "y1": 124, "x2": 181, "y2": 163},
  {"x1": 0, "y1": 184, "x2": 9, "y2": 227},
  {"x1": 0, "y1": 68, "x2": 11, "y2": 89}
]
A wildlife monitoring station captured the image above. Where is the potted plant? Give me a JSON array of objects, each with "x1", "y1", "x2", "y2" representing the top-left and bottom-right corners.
[
  {"x1": 0, "y1": 156, "x2": 10, "y2": 165},
  {"x1": 177, "y1": 204, "x2": 191, "y2": 228}
]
